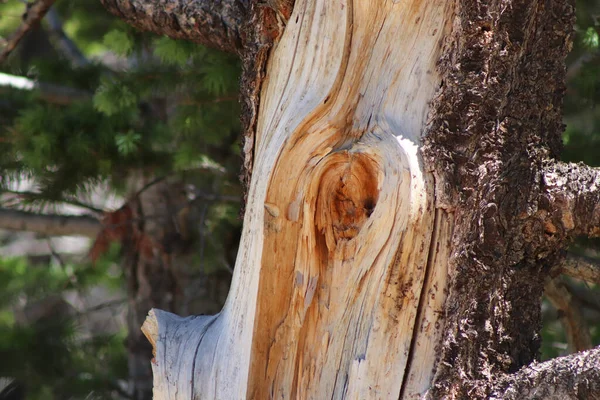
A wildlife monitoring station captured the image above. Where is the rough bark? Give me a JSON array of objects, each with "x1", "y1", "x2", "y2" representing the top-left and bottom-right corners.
[
  {"x1": 542, "y1": 161, "x2": 600, "y2": 239},
  {"x1": 422, "y1": 0, "x2": 583, "y2": 398},
  {"x1": 98, "y1": 0, "x2": 249, "y2": 54},
  {"x1": 490, "y1": 346, "x2": 600, "y2": 400},
  {"x1": 554, "y1": 253, "x2": 600, "y2": 286}
]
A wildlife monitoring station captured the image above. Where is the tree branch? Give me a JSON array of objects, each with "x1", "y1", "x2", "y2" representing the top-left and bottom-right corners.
[
  {"x1": 0, "y1": 208, "x2": 100, "y2": 238},
  {"x1": 0, "y1": 0, "x2": 57, "y2": 63},
  {"x1": 544, "y1": 277, "x2": 593, "y2": 352},
  {"x1": 541, "y1": 161, "x2": 600, "y2": 239},
  {"x1": 45, "y1": 8, "x2": 90, "y2": 68},
  {"x1": 98, "y1": 0, "x2": 249, "y2": 54},
  {"x1": 489, "y1": 347, "x2": 600, "y2": 399},
  {"x1": 0, "y1": 72, "x2": 91, "y2": 105},
  {"x1": 554, "y1": 253, "x2": 600, "y2": 286},
  {"x1": 564, "y1": 280, "x2": 600, "y2": 313}
]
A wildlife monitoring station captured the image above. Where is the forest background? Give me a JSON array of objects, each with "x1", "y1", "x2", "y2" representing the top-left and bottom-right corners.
[{"x1": 0, "y1": 0, "x2": 598, "y2": 398}]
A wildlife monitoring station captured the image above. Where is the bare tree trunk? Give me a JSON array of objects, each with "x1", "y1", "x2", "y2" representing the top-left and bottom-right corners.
[
  {"x1": 100, "y1": 0, "x2": 600, "y2": 398},
  {"x1": 120, "y1": 180, "x2": 231, "y2": 399}
]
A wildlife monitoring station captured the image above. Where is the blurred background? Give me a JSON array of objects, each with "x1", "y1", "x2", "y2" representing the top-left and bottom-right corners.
[{"x1": 0, "y1": 0, "x2": 598, "y2": 399}]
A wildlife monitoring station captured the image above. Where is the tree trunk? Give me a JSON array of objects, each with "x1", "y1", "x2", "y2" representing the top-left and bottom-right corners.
[
  {"x1": 101, "y1": 0, "x2": 600, "y2": 398},
  {"x1": 116, "y1": 180, "x2": 231, "y2": 400}
]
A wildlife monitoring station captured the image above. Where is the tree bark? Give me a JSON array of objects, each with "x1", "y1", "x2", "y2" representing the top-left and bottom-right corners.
[
  {"x1": 98, "y1": 0, "x2": 600, "y2": 398},
  {"x1": 98, "y1": 0, "x2": 249, "y2": 54}
]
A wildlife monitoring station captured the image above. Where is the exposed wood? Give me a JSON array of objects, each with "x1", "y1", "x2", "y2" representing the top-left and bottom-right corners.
[
  {"x1": 98, "y1": 0, "x2": 248, "y2": 54},
  {"x1": 145, "y1": 0, "x2": 455, "y2": 398},
  {"x1": 0, "y1": 0, "x2": 56, "y2": 63}
]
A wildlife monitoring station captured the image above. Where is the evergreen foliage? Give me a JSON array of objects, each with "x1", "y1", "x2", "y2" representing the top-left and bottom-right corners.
[{"x1": 0, "y1": 0, "x2": 242, "y2": 398}]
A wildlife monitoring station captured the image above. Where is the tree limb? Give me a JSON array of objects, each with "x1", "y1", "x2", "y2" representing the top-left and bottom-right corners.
[
  {"x1": 97, "y1": 0, "x2": 249, "y2": 54},
  {"x1": 45, "y1": 8, "x2": 90, "y2": 68},
  {"x1": 564, "y1": 280, "x2": 600, "y2": 313},
  {"x1": 553, "y1": 253, "x2": 600, "y2": 286},
  {"x1": 0, "y1": 0, "x2": 57, "y2": 63},
  {"x1": 0, "y1": 72, "x2": 91, "y2": 105},
  {"x1": 489, "y1": 347, "x2": 600, "y2": 399},
  {"x1": 0, "y1": 208, "x2": 100, "y2": 238},
  {"x1": 541, "y1": 161, "x2": 600, "y2": 239},
  {"x1": 544, "y1": 277, "x2": 593, "y2": 352}
]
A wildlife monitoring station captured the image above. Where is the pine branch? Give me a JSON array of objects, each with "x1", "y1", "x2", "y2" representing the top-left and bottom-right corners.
[
  {"x1": 541, "y1": 161, "x2": 600, "y2": 239},
  {"x1": 0, "y1": 72, "x2": 91, "y2": 105},
  {"x1": 3, "y1": 190, "x2": 104, "y2": 214},
  {"x1": 98, "y1": 0, "x2": 249, "y2": 54},
  {"x1": 0, "y1": 0, "x2": 57, "y2": 63},
  {"x1": 0, "y1": 208, "x2": 100, "y2": 238}
]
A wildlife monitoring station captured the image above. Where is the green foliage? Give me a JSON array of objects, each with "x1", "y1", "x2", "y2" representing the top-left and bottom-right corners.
[
  {"x1": 0, "y1": 249, "x2": 126, "y2": 399},
  {"x1": 0, "y1": 1, "x2": 243, "y2": 397},
  {"x1": 583, "y1": 27, "x2": 599, "y2": 49},
  {"x1": 103, "y1": 29, "x2": 134, "y2": 56},
  {"x1": 93, "y1": 77, "x2": 138, "y2": 116},
  {"x1": 153, "y1": 36, "x2": 198, "y2": 67},
  {"x1": 115, "y1": 130, "x2": 141, "y2": 155}
]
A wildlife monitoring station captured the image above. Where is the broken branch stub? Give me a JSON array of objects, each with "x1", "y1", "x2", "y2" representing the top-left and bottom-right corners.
[{"x1": 145, "y1": 0, "x2": 455, "y2": 398}]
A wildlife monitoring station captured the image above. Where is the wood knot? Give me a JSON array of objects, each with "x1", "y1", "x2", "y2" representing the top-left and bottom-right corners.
[{"x1": 315, "y1": 151, "x2": 380, "y2": 251}]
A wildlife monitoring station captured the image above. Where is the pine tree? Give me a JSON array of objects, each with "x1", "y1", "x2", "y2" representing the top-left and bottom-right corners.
[{"x1": 0, "y1": 1, "x2": 243, "y2": 398}]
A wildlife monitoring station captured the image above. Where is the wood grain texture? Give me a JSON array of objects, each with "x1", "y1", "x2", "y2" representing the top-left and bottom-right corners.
[{"x1": 144, "y1": 1, "x2": 454, "y2": 398}]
